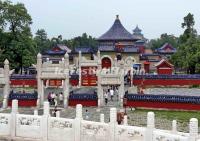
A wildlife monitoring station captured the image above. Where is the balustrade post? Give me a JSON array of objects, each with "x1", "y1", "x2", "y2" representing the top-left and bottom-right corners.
[
  {"x1": 172, "y1": 120, "x2": 177, "y2": 134},
  {"x1": 100, "y1": 114, "x2": 104, "y2": 123},
  {"x1": 123, "y1": 115, "x2": 128, "y2": 125},
  {"x1": 189, "y1": 118, "x2": 198, "y2": 141},
  {"x1": 42, "y1": 101, "x2": 49, "y2": 141},
  {"x1": 144, "y1": 112, "x2": 154, "y2": 141},
  {"x1": 109, "y1": 108, "x2": 117, "y2": 141},
  {"x1": 11, "y1": 100, "x2": 18, "y2": 139},
  {"x1": 74, "y1": 104, "x2": 82, "y2": 141},
  {"x1": 56, "y1": 111, "x2": 60, "y2": 117},
  {"x1": 34, "y1": 109, "x2": 38, "y2": 115}
]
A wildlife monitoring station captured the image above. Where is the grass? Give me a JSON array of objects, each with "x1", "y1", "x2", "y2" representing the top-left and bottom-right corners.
[
  {"x1": 132, "y1": 109, "x2": 200, "y2": 123},
  {"x1": 128, "y1": 109, "x2": 200, "y2": 132}
]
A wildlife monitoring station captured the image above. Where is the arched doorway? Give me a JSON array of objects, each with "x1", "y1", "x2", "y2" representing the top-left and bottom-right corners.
[{"x1": 102, "y1": 57, "x2": 111, "y2": 68}]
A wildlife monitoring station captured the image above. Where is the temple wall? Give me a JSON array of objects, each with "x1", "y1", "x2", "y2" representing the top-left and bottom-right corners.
[{"x1": 0, "y1": 100, "x2": 198, "y2": 141}]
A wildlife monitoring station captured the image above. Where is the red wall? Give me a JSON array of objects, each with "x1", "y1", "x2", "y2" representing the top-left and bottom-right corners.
[
  {"x1": 11, "y1": 79, "x2": 37, "y2": 87},
  {"x1": 157, "y1": 69, "x2": 172, "y2": 75},
  {"x1": 8, "y1": 100, "x2": 37, "y2": 107},
  {"x1": 133, "y1": 79, "x2": 200, "y2": 86},
  {"x1": 125, "y1": 100, "x2": 200, "y2": 111},
  {"x1": 68, "y1": 100, "x2": 97, "y2": 107}
]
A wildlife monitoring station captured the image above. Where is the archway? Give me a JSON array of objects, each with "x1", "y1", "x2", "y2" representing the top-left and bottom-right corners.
[{"x1": 101, "y1": 57, "x2": 112, "y2": 68}]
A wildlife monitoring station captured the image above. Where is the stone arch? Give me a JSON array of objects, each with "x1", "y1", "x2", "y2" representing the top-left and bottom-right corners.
[{"x1": 101, "y1": 55, "x2": 113, "y2": 68}]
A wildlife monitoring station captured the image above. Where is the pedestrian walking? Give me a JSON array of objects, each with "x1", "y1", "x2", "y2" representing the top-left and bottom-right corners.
[
  {"x1": 110, "y1": 89, "x2": 114, "y2": 101},
  {"x1": 59, "y1": 92, "x2": 64, "y2": 105},
  {"x1": 85, "y1": 109, "x2": 89, "y2": 120},
  {"x1": 104, "y1": 91, "x2": 108, "y2": 105}
]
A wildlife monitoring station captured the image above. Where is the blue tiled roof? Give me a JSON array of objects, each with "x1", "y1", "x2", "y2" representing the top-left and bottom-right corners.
[
  {"x1": 73, "y1": 47, "x2": 96, "y2": 53},
  {"x1": 98, "y1": 45, "x2": 115, "y2": 51},
  {"x1": 123, "y1": 46, "x2": 139, "y2": 53},
  {"x1": 98, "y1": 45, "x2": 139, "y2": 53},
  {"x1": 45, "y1": 50, "x2": 66, "y2": 55},
  {"x1": 98, "y1": 16, "x2": 137, "y2": 41},
  {"x1": 156, "y1": 43, "x2": 177, "y2": 53}
]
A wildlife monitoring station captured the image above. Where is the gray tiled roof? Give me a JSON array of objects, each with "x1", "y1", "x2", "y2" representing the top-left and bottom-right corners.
[
  {"x1": 98, "y1": 16, "x2": 136, "y2": 41},
  {"x1": 98, "y1": 45, "x2": 138, "y2": 53},
  {"x1": 123, "y1": 46, "x2": 139, "y2": 53},
  {"x1": 98, "y1": 45, "x2": 115, "y2": 51}
]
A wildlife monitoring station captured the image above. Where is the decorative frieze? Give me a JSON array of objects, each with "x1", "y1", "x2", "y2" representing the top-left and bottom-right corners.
[
  {"x1": 50, "y1": 119, "x2": 73, "y2": 129},
  {"x1": 18, "y1": 116, "x2": 41, "y2": 126},
  {"x1": 0, "y1": 116, "x2": 9, "y2": 125}
]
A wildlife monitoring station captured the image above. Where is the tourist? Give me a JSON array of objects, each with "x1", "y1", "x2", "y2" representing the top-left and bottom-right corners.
[
  {"x1": 52, "y1": 106, "x2": 58, "y2": 117},
  {"x1": 51, "y1": 92, "x2": 56, "y2": 105},
  {"x1": 59, "y1": 92, "x2": 64, "y2": 105},
  {"x1": 47, "y1": 92, "x2": 51, "y2": 103},
  {"x1": 104, "y1": 91, "x2": 108, "y2": 105},
  {"x1": 85, "y1": 109, "x2": 89, "y2": 120},
  {"x1": 110, "y1": 88, "x2": 114, "y2": 101}
]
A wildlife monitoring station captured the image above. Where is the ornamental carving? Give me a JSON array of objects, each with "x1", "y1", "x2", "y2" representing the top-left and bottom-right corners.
[
  {"x1": 155, "y1": 135, "x2": 180, "y2": 141},
  {"x1": 118, "y1": 128, "x2": 143, "y2": 138},
  {"x1": 0, "y1": 116, "x2": 9, "y2": 125},
  {"x1": 82, "y1": 124, "x2": 107, "y2": 135},
  {"x1": 50, "y1": 119, "x2": 73, "y2": 129},
  {"x1": 18, "y1": 117, "x2": 40, "y2": 126}
]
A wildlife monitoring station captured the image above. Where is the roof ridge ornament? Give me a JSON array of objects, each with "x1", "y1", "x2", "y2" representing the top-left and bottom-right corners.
[{"x1": 116, "y1": 15, "x2": 119, "y2": 19}]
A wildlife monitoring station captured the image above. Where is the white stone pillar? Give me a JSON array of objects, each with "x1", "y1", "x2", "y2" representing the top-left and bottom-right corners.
[
  {"x1": 3, "y1": 59, "x2": 10, "y2": 109},
  {"x1": 56, "y1": 111, "x2": 60, "y2": 117},
  {"x1": 34, "y1": 109, "x2": 38, "y2": 115},
  {"x1": 37, "y1": 53, "x2": 43, "y2": 107},
  {"x1": 114, "y1": 58, "x2": 117, "y2": 67},
  {"x1": 109, "y1": 108, "x2": 117, "y2": 141},
  {"x1": 172, "y1": 120, "x2": 177, "y2": 134},
  {"x1": 124, "y1": 115, "x2": 128, "y2": 125},
  {"x1": 42, "y1": 102, "x2": 49, "y2": 141},
  {"x1": 97, "y1": 71, "x2": 103, "y2": 107},
  {"x1": 11, "y1": 100, "x2": 18, "y2": 139},
  {"x1": 119, "y1": 70, "x2": 125, "y2": 106},
  {"x1": 189, "y1": 118, "x2": 198, "y2": 141},
  {"x1": 74, "y1": 104, "x2": 82, "y2": 141},
  {"x1": 64, "y1": 53, "x2": 69, "y2": 68},
  {"x1": 78, "y1": 51, "x2": 82, "y2": 87},
  {"x1": 100, "y1": 114, "x2": 104, "y2": 123},
  {"x1": 63, "y1": 76, "x2": 69, "y2": 108},
  {"x1": 130, "y1": 67, "x2": 133, "y2": 87},
  {"x1": 144, "y1": 112, "x2": 154, "y2": 141}
]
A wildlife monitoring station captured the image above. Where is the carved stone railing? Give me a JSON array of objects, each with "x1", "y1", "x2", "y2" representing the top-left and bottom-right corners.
[{"x1": 0, "y1": 100, "x2": 199, "y2": 141}]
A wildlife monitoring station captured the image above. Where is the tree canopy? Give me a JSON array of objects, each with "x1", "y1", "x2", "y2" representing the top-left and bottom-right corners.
[{"x1": 171, "y1": 13, "x2": 200, "y2": 74}]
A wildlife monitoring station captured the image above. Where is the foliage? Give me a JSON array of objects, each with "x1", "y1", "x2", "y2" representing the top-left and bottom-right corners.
[
  {"x1": 171, "y1": 13, "x2": 200, "y2": 74},
  {"x1": 0, "y1": 0, "x2": 35, "y2": 72},
  {"x1": 34, "y1": 29, "x2": 51, "y2": 53},
  {"x1": 149, "y1": 33, "x2": 178, "y2": 50},
  {"x1": 62, "y1": 33, "x2": 98, "y2": 49}
]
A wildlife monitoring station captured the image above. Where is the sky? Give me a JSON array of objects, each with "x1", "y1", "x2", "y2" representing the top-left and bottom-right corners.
[{"x1": 10, "y1": 0, "x2": 200, "y2": 40}]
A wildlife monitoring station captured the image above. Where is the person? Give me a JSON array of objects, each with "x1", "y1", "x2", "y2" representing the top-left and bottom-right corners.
[
  {"x1": 104, "y1": 91, "x2": 108, "y2": 105},
  {"x1": 52, "y1": 106, "x2": 58, "y2": 117},
  {"x1": 47, "y1": 92, "x2": 51, "y2": 103},
  {"x1": 51, "y1": 92, "x2": 56, "y2": 105},
  {"x1": 85, "y1": 109, "x2": 89, "y2": 120},
  {"x1": 110, "y1": 89, "x2": 114, "y2": 101},
  {"x1": 59, "y1": 92, "x2": 64, "y2": 105}
]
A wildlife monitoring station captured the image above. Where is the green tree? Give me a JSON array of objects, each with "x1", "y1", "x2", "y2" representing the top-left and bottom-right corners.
[
  {"x1": 171, "y1": 13, "x2": 200, "y2": 74},
  {"x1": 34, "y1": 29, "x2": 50, "y2": 53},
  {"x1": 149, "y1": 33, "x2": 178, "y2": 50},
  {"x1": 0, "y1": 0, "x2": 35, "y2": 73}
]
